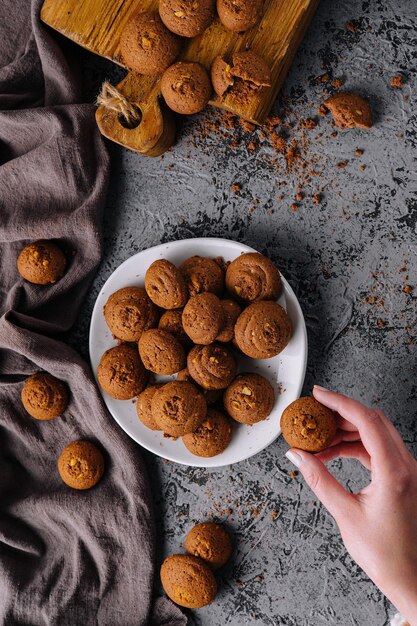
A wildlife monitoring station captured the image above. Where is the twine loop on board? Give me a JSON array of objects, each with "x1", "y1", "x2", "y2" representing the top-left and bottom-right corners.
[{"x1": 96, "y1": 81, "x2": 142, "y2": 128}]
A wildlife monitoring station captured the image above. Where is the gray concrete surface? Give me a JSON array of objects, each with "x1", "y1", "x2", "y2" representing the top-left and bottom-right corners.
[{"x1": 71, "y1": 0, "x2": 417, "y2": 623}]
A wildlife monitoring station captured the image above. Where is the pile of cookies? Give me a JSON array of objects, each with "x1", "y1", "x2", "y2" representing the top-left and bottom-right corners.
[
  {"x1": 119, "y1": 3, "x2": 272, "y2": 115},
  {"x1": 161, "y1": 522, "x2": 233, "y2": 608},
  {"x1": 97, "y1": 251, "x2": 292, "y2": 457}
]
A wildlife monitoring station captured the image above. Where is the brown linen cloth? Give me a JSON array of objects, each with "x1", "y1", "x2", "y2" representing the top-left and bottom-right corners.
[{"x1": 0, "y1": 1, "x2": 186, "y2": 624}]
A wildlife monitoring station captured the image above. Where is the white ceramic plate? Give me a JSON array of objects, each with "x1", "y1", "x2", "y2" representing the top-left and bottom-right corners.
[{"x1": 89, "y1": 238, "x2": 307, "y2": 467}]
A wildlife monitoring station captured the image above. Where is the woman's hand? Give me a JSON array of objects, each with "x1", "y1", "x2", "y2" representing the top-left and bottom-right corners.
[{"x1": 285, "y1": 386, "x2": 417, "y2": 625}]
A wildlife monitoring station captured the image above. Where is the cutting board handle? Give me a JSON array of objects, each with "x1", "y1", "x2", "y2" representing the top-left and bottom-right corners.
[{"x1": 95, "y1": 72, "x2": 176, "y2": 157}]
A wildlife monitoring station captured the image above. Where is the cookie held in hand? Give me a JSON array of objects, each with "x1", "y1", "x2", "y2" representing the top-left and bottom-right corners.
[
  {"x1": 161, "y1": 554, "x2": 217, "y2": 608},
  {"x1": 21, "y1": 372, "x2": 69, "y2": 420},
  {"x1": 17, "y1": 240, "x2": 66, "y2": 285},
  {"x1": 58, "y1": 440, "x2": 104, "y2": 490},
  {"x1": 281, "y1": 396, "x2": 337, "y2": 452},
  {"x1": 185, "y1": 522, "x2": 233, "y2": 568}
]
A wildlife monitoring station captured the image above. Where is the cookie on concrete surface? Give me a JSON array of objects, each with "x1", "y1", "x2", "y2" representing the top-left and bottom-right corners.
[
  {"x1": 138, "y1": 328, "x2": 186, "y2": 374},
  {"x1": 17, "y1": 240, "x2": 66, "y2": 285},
  {"x1": 158, "y1": 309, "x2": 192, "y2": 348},
  {"x1": 161, "y1": 554, "x2": 217, "y2": 608},
  {"x1": 224, "y1": 373, "x2": 274, "y2": 424},
  {"x1": 217, "y1": 0, "x2": 263, "y2": 33},
  {"x1": 58, "y1": 440, "x2": 104, "y2": 490},
  {"x1": 177, "y1": 367, "x2": 222, "y2": 405},
  {"x1": 225, "y1": 252, "x2": 281, "y2": 303},
  {"x1": 179, "y1": 256, "x2": 225, "y2": 297},
  {"x1": 145, "y1": 259, "x2": 188, "y2": 309},
  {"x1": 104, "y1": 286, "x2": 159, "y2": 342},
  {"x1": 216, "y1": 299, "x2": 241, "y2": 342},
  {"x1": 234, "y1": 301, "x2": 292, "y2": 359},
  {"x1": 151, "y1": 381, "x2": 207, "y2": 436},
  {"x1": 281, "y1": 396, "x2": 337, "y2": 452},
  {"x1": 160, "y1": 62, "x2": 212, "y2": 114},
  {"x1": 21, "y1": 372, "x2": 69, "y2": 420},
  {"x1": 182, "y1": 292, "x2": 225, "y2": 344},
  {"x1": 321, "y1": 92, "x2": 373, "y2": 129},
  {"x1": 97, "y1": 344, "x2": 148, "y2": 400},
  {"x1": 120, "y1": 12, "x2": 182, "y2": 75},
  {"x1": 185, "y1": 522, "x2": 233, "y2": 568},
  {"x1": 182, "y1": 408, "x2": 233, "y2": 457},
  {"x1": 159, "y1": 0, "x2": 215, "y2": 37},
  {"x1": 187, "y1": 343, "x2": 237, "y2": 389},
  {"x1": 136, "y1": 384, "x2": 163, "y2": 430}
]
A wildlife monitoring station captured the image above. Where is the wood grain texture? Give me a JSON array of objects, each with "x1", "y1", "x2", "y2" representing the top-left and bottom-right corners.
[{"x1": 41, "y1": 0, "x2": 319, "y2": 154}]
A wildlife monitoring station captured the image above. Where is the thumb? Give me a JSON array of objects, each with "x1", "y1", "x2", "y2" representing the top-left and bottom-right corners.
[{"x1": 285, "y1": 449, "x2": 359, "y2": 523}]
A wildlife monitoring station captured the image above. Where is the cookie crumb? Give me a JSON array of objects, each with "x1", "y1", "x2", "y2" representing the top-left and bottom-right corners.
[
  {"x1": 271, "y1": 510, "x2": 279, "y2": 521},
  {"x1": 337, "y1": 160, "x2": 349, "y2": 169},
  {"x1": 290, "y1": 470, "x2": 299, "y2": 478},
  {"x1": 403, "y1": 285, "x2": 412, "y2": 293},
  {"x1": 290, "y1": 203, "x2": 298, "y2": 212},
  {"x1": 295, "y1": 193, "x2": 303, "y2": 202},
  {"x1": 360, "y1": 164, "x2": 366, "y2": 171},
  {"x1": 313, "y1": 193, "x2": 322, "y2": 204},
  {"x1": 345, "y1": 20, "x2": 358, "y2": 32},
  {"x1": 332, "y1": 78, "x2": 344, "y2": 88},
  {"x1": 300, "y1": 117, "x2": 317, "y2": 130},
  {"x1": 355, "y1": 148, "x2": 364, "y2": 156},
  {"x1": 230, "y1": 184, "x2": 241, "y2": 192},
  {"x1": 391, "y1": 74, "x2": 405, "y2": 89}
]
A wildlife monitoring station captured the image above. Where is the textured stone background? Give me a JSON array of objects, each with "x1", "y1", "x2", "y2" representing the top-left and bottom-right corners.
[{"x1": 70, "y1": 0, "x2": 417, "y2": 623}]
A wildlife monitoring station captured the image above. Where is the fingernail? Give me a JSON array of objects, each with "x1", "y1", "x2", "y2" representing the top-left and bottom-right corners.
[
  {"x1": 285, "y1": 450, "x2": 302, "y2": 467},
  {"x1": 314, "y1": 384, "x2": 330, "y2": 392}
]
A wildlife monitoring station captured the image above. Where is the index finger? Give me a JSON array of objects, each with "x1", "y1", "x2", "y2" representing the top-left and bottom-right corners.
[{"x1": 313, "y1": 386, "x2": 403, "y2": 475}]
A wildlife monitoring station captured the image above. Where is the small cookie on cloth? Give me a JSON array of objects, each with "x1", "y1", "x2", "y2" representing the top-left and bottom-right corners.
[
  {"x1": 58, "y1": 440, "x2": 104, "y2": 490},
  {"x1": 151, "y1": 380, "x2": 207, "y2": 436},
  {"x1": 281, "y1": 396, "x2": 337, "y2": 452},
  {"x1": 320, "y1": 92, "x2": 373, "y2": 129},
  {"x1": 182, "y1": 408, "x2": 233, "y2": 457},
  {"x1": 217, "y1": 0, "x2": 263, "y2": 32},
  {"x1": 145, "y1": 259, "x2": 188, "y2": 309},
  {"x1": 234, "y1": 301, "x2": 292, "y2": 359},
  {"x1": 224, "y1": 373, "x2": 274, "y2": 424},
  {"x1": 136, "y1": 385, "x2": 163, "y2": 430},
  {"x1": 160, "y1": 62, "x2": 212, "y2": 114},
  {"x1": 97, "y1": 344, "x2": 148, "y2": 399},
  {"x1": 159, "y1": 0, "x2": 215, "y2": 37},
  {"x1": 225, "y1": 252, "x2": 281, "y2": 303},
  {"x1": 182, "y1": 292, "x2": 225, "y2": 345},
  {"x1": 216, "y1": 299, "x2": 241, "y2": 342},
  {"x1": 104, "y1": 286, "x2": 159, "y2": 342},
  {"x1": 21, "y1": 372, "x2": 69, "y2": 420},
  {"x1": 161, "y1": 554, "x2": 217, "y2": 608},
  {"x1": 17, "y1": 240, "x2": 67, "y2": 285},
  {"x1": 180, "y1": 256, "x2": 225, "y2": 297},
  {"x1": 138, "y1": 328, "x2": 186, "y2": 374},
  {"x1": 187, "y1": 343, "x2": 237, "y2": 390},
  {"x1": 185, "y1": 522, "x2": 233, "y2": 568},
  {"x1": 120, "y1": 12, "x2": 182, "y2": 75}
]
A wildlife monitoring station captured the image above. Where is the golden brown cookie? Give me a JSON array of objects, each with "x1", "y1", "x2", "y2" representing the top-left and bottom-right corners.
[
  {"x1": 21, "y1": 372, "x2": 69, "y2": 420},
  {"x1": 120, "y1": 12, "x2": 182, "y2": 75},
  {"x1": 58, "y1": 440, "x2": 104, "y2": 490},
  {"x1": 187, "y1": 343, "x2": 237, "y2": 390},
  {"x1": 161, "y1": 554, "x2": 217, "y2": 608},
  {"x1": 97, "y1": 344, "x2": 148, "y2": 400},
  {"x1": 159, "y1": 0, "x2": 215, "y2": 37},
  {"x1": 145, "y1": 259, "x2": 188, "y2": 309},
  {"x1": 177, "y1": 368, "x2": 222, "y2": 405},
  {"x1": 136, "y1": 385, "x2": 163, "y2": 430},
  {"x1": 216, "y1": 299, "x2": 241, "y2": 342},
  {"x1": 281, "y1": 396, "x2": 337, "y2": 452},
  {"x1": 211, "y1": 56, "x2": 234, "y2": 97},
  {"x1": 217, "y1": 0, "x2": 263, "y2": 33},
  {"x1": 182, "y1": 293, "x2": 225, "y2": 345},
  {"x1": 151, "y1": 381, "x2": 207, "y2": 436},
  {"x1": 179, "y1": 256, "x2": 225, "y2": 297},
  {"x1": 321, "y1": 92, "x2": 373, "y2": 129},
  {"x1": 160, "y1": 62, "x2": 212, "y2": 114},
  {"x1": 231, "y1": 51, "x2": 271, "y2": 86},
  {"x1": 234, "y1": 301, "x2": 292, "y2": 359},
  {"x1": 158, "y1": 309, "x2": 192, "y2": 348},
  {"x1": 17, "y1": 240, "x2": 67, "y2": 285},
  {"x1": 104, "y1": 286, "x2": 159, "y2": 342},
  {"x1": 225, "y1": 252, "x2": 281, "y2": 303},
  {"x1": 223, "y1": 373, "x2": 274, "y2": 424},
  {"x1": 185, "y1": 522, "x2": 233, "y2": 568},
  {"x1": 182, "y1": 409, "x2": 233, "y2": 457},
  {"x1": 138, "y1": 328, "x2": 186, "y2": 374}
]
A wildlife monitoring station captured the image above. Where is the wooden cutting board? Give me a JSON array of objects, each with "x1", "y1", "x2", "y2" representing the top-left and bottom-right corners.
[{"x1": 41, "y1": 0, "x2": 319, "y2": 156}]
